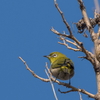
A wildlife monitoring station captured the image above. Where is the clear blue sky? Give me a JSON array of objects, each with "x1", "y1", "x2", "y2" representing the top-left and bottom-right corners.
[{"x1": 0, "y1": 0, "x2": 97, "y2": 100}]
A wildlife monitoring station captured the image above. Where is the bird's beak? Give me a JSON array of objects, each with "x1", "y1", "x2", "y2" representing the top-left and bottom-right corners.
[{"x1": 43, "y1": 55, "x2": 49, "y2": 58}]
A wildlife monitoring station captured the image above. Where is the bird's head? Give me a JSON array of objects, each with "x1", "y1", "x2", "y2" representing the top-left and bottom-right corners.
[{"x1": 44, "y1": 52, "x2": 66, "y2": 64}]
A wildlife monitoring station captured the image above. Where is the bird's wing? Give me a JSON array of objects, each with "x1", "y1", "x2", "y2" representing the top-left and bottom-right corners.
[{"x1": 51, "y1": 57, "x2": 74, "y2": 69}]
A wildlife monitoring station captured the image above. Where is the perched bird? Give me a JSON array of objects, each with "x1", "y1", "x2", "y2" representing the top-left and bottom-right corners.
[{"x1": 44, "y1": 52, "x2": 74, "y2": 82}]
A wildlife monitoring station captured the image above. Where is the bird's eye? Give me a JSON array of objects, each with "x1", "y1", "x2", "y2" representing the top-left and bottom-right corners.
[{"x1": 53, "y1": 54, "x2": 57, "y2": 57}]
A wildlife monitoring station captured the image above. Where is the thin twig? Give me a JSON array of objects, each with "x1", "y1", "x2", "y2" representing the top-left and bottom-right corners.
[
  {"x1": 78, "y1": 92, "x2": 83, "y2": 100},
  {"x1": 59, "y1": 36, "x2": 81, "y2": 50},
  {"x1": 45, "y1": 62, "x2": 52, "y2": 76},
  {"x1": 58, "y1": 42, "x2": 80, "y2": 51},
  {"x1": 45, "y1": 69, "x2": 58, "y2": 100},
  {"x1": 54, "y1": 0, "x2": 73, "y2": 36},
  {"x1": 19, "y1": 56, "x2": 50, "y2": 82},
  {"x1": 51, "y1": 27, "x2": 81, "y2": 45},
  {"x1": 58, "y1": 89, "x2": 75, "y2": 94}
]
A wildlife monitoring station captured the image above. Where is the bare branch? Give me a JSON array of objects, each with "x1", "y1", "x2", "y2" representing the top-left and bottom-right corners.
[
  {"x1": 58, "y1": 87, "x2": 95, "y2": 98},
  {"x1": 58, "y1": 89, "x2": 73, "y2": 94},
  {"x1": 94, "y1": 0, "x2": 100, "y2": 13},
  {"x1": 51, "y1": 27, "x2": 82, "y2": 45},
  {"x1": 58, "y1": 42, "x2": 80, "y2": 51},
  {"x1": 45, "y1": 69, "x2": 58, "y2": 100},
  {"x1": 51, "y1": 27, "x2": 70, "y2": 37},
  {"x1": 77, "y1": 0, "x2": 96, "y2": 41},
  {"x1": 78, "y1": 92, "x2": 83, "y2": 100},
  {"x1": 54, "y1": 0, "x2": 73, "y2": 36},
  {"x1": 59, "y1": 36, "x2": 81, "y2": 50},
  {"x1": 45, "y1": 62, "x2": 52, "y2": 76},
  {"x1": 97, "y1": 28, "x2": 100, "y2": 38},
  {"x1": 51, "y1": 28, "x2": 95, "y2": 66},
  {"x1": 78, "y1": 56, "x2": 87, "y2": 59},
  {"x1": 19, "y1": 56, "x2": 50, "y2": 82},
  {"x1": 58, "y1": 89, "x2": 75, "y2": 94},
  {"x1": 19, "y1": 56, "x2": 95, "y2": 98}
]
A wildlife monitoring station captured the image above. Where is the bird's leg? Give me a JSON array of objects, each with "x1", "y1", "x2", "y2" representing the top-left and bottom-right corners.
[
  {"x1": 69, "y1": 78, "x2": 71, "y2": 85},
  {"x1": 68, "y1": 74, "x2": 71, "y2": 85},
  {"x1": 54, "y1": 73, "x2": 60, "y2": 82}
]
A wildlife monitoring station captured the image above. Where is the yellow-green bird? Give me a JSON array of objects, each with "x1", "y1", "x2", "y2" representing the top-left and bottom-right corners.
[{"x1": 44, "y1": 52, "x2": 74, "y2": 81}]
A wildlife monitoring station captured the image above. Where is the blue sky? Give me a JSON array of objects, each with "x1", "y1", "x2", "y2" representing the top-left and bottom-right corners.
[{"x1": 0, "y1": 0, "x2": 97, "y2": 100}]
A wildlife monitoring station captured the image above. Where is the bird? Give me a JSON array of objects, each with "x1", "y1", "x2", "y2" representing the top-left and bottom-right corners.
[{"x1": 44, "y1": 52, "x2": 74, "y2": 83}]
